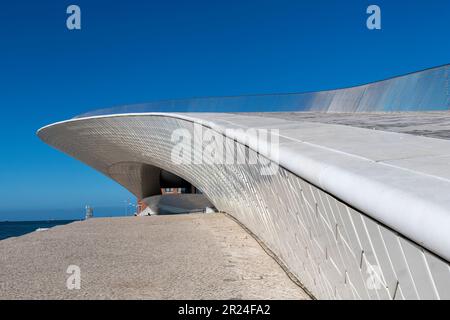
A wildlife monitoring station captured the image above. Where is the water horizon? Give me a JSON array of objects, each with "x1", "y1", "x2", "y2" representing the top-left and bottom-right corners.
[
  {"x1": 0, "y1": 205, "x2": 136, "y2": 240},
  {"x1": 0, "y1": 220, "x2": 77, "y2": 241},
  {"x1": 0, "y1": 206, "x2": 133, "y2": 222}
]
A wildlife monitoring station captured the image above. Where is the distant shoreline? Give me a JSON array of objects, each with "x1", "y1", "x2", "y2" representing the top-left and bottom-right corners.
[
  {"x1": 0, "y1": 220, "x2": 77, "y2": 241},
  {"x1": 0, "y1": 219, "x2": 78, "y2": 223}
]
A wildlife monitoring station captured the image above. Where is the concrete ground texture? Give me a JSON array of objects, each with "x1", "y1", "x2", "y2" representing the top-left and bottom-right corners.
[
  {"x1": 0, "y1": 213, "x2": 310, "y2": 300},
  {"x1": 251, "y1": 111, "x2": 450, "y2": 140}
]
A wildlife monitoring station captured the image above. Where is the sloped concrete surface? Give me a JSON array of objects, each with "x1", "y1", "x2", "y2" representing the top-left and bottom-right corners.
[{"x1": 0, "y1": 213, "x2": 309, "y2": 300}]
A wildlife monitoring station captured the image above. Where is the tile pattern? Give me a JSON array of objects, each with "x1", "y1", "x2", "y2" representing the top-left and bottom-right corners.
[
  {"x1": 38, "y1": 115, "x2": 450, "y2": 299},
  {"x1": 250, "y1": 112, "x2": 450, "y2": 141}
]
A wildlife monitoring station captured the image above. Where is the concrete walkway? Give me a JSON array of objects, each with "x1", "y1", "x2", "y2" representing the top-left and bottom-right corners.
[{"x1": 0, "y1": 213, "x2": 310, "y2": 300}]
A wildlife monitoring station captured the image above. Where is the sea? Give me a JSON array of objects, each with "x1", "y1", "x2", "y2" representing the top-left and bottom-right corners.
[
  {"x1": 0, "y1": 206, "x2": 130, "y2": 241},
  {"x1": 0, "y1": 220, "x2": 77, "y2": 241}
]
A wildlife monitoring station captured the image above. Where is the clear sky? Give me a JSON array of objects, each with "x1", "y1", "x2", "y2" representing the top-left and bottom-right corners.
[{"x1": 0, "y1": 0, "x2": 449, "y2": 220}]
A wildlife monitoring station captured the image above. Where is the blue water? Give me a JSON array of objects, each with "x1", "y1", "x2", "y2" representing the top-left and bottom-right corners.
[
  {"x1": 0, "y1": 220, "x2": 77, "y2": 241},
  {"x1": 0, "y1": 206, "x2": 131, "y2": 222}
]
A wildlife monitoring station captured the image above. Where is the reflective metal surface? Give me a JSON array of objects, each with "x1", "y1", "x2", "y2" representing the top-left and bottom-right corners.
[{"x1": 75, "y1": 64, "x2": 449, "y2": 118}]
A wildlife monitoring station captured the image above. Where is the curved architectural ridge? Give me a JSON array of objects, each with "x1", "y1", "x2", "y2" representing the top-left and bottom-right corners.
[
  {"x1": 38, "y1": 65, "x2": 450, "y2": 299},
  {"x1": 38, "y1": 112, "x2": 450, "y2": 300},
  {"x1": 76, "y1": 64, "x2": 449, "y2": 117}
]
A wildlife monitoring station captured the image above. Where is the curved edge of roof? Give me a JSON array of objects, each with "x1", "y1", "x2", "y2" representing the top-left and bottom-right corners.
[
  {"x1": 37, "y1": 112, "x2": 450, "y2": 263},
  {"x1": 73, "y1": 63, "x2": 450, "y2": 118}
]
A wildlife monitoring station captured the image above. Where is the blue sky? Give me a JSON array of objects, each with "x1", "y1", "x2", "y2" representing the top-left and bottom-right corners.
[{"x1": 0, "y1": 0, "x2": 449, "y2": 220}]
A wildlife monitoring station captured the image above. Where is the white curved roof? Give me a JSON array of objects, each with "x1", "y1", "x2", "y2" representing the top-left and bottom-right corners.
[
  {"x1": 174, "y1": 112, "x2": 450, "y2": 261},
  {"x1": 36, "y1": 65, "x2": 450, "y2": 299},
  {"x1": 38, "y1": 112, "x2": 450, "y2": 263}
]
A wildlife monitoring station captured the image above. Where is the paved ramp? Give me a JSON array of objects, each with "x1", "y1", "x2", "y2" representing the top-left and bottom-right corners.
[{"x1": 0, "y1": 213, "x2": 310, "y2": 300}]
